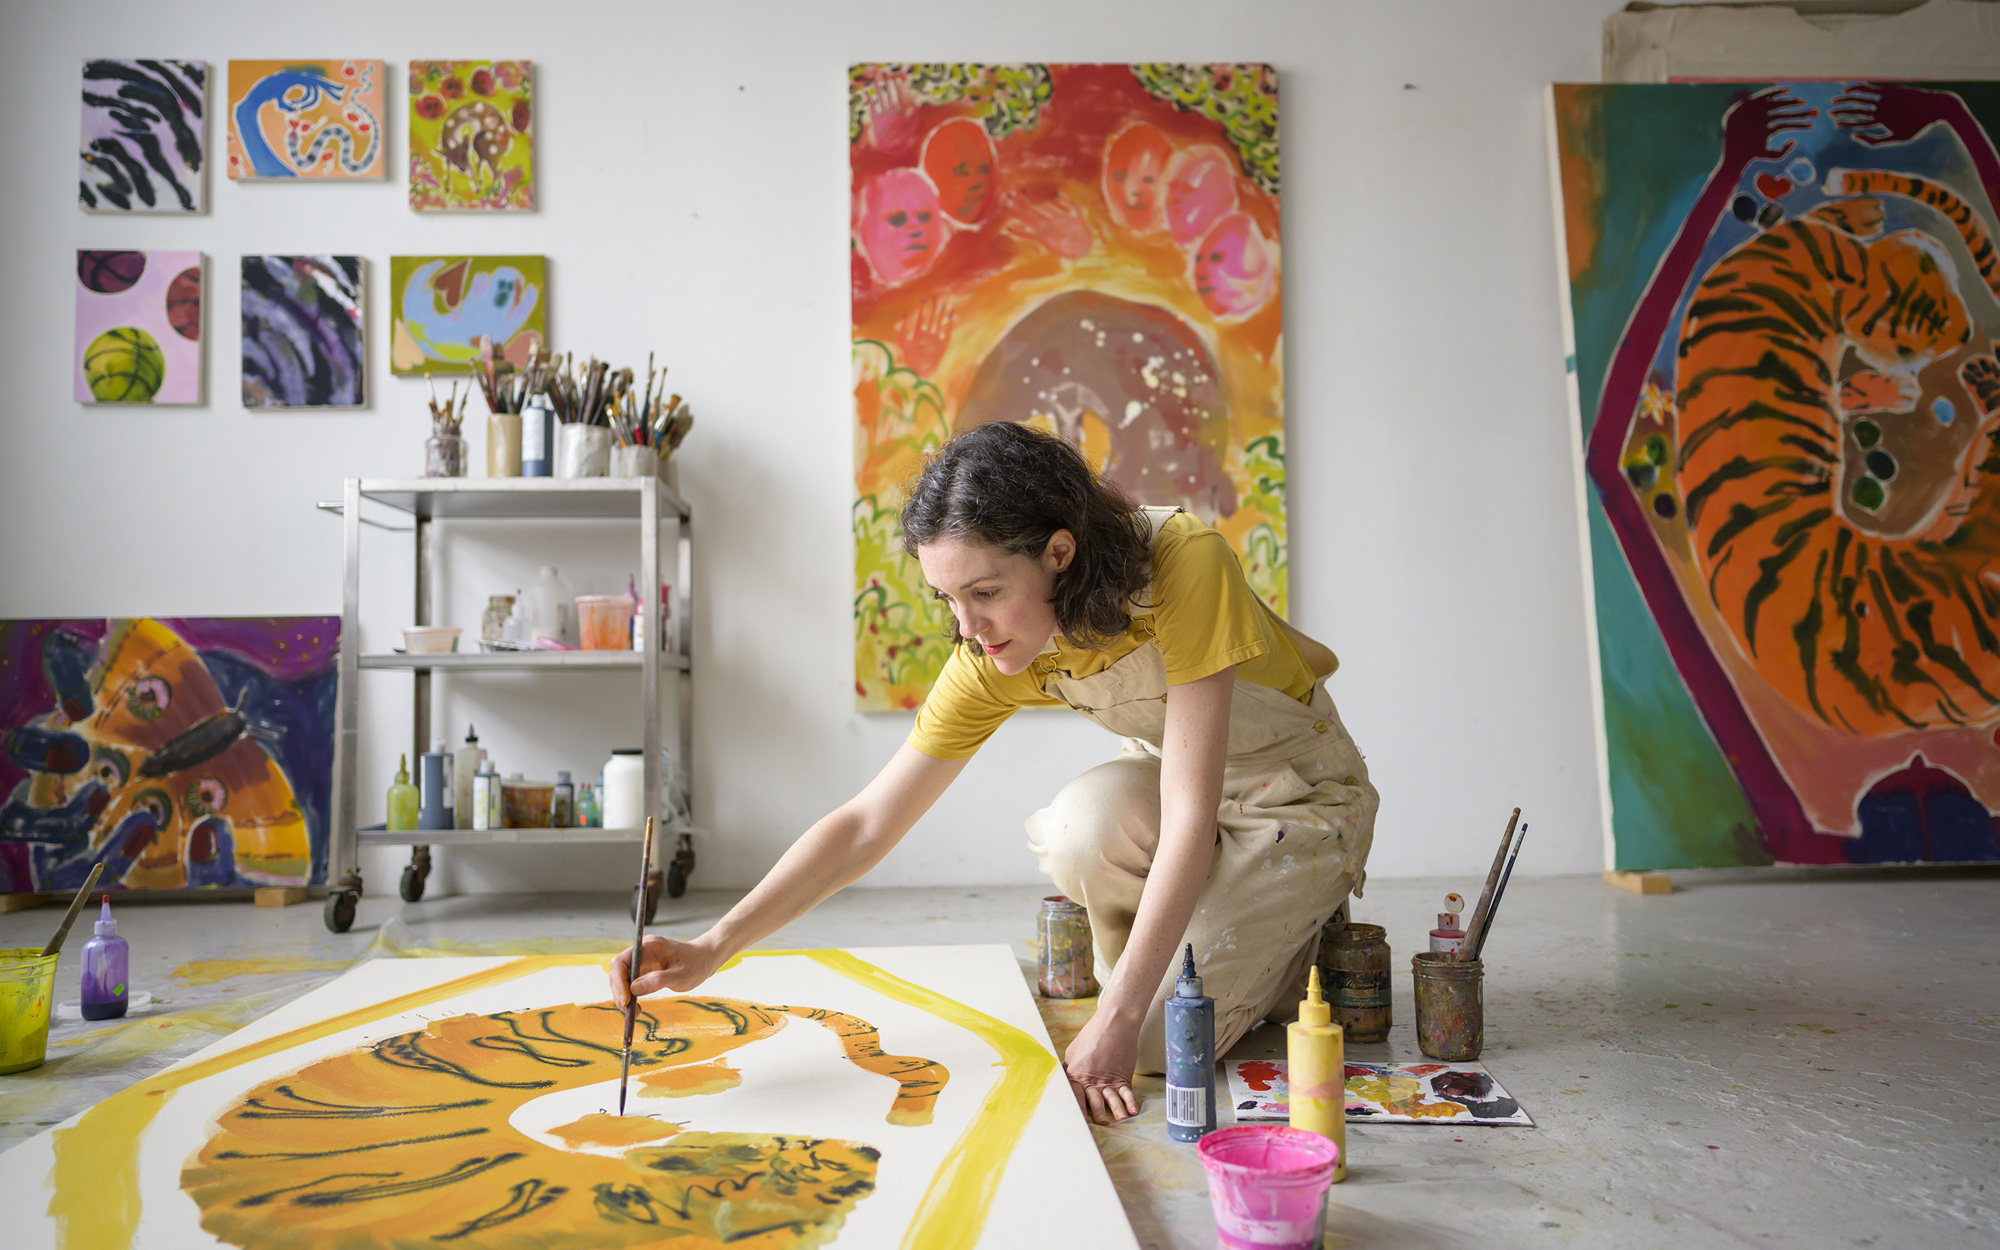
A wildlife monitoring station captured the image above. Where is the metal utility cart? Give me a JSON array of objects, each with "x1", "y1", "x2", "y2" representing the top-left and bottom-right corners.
[{"x1": 324, "y1": 477, "x2": 693, "y2": 933}]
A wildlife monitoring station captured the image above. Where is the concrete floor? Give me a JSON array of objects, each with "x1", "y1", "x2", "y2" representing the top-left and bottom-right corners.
[{"x1": 2, "y1": 870, "x2": 1996, "y2": 1248}]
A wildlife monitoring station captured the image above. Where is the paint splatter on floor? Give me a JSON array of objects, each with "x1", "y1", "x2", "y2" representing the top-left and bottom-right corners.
[{"x1": 169, "y1": 957, "x2": 351, "y2": 986}]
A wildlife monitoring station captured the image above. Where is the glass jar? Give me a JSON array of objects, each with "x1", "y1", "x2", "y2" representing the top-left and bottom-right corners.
[
  {"x1": 1322, "y1": 922, "x2": 1392, "y2": 1042},
  {"x1": 481, "y1": 594, "x2": 515, "y2": 644},
  {"x1": 1037, "y1": 896, "x2": 1099, "y2": 998},
  {"x1": 425, "y1": 425, "x2": 465, "y2": 477}
]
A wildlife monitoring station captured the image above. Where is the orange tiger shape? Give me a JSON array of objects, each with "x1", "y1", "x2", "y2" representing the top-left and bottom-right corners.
[{"x1": 1674, "y1": 171, "x2": 2000, "y2": 735}]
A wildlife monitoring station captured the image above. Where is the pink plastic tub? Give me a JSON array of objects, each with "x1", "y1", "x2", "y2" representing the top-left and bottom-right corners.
[{"x1": 1198, "y1": 1125, "x2": 1340, "y2": 1250}]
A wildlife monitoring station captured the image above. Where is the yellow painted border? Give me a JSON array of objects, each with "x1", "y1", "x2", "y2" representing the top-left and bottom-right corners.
[{"x1": 48, "y1": 950, "x2": 1057, "y2": 1250}]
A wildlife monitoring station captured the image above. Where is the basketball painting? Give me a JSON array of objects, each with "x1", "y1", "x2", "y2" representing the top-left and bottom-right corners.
[{"x1": 74, "y1": 249, "x2": 203, "y2": 404}]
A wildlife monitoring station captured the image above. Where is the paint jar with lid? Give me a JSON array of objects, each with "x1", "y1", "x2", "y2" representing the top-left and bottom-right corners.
[
  {"x1": 1411, "y1": 952, "x2": 1482, "y2": 1060},
  {"x1": 602, "y1": 749, "x2": 645, "y2": 830},
  {"x1": 1320, "y1": 923, "x2": 1391, "y2": 1043},
  {"x1": 1037, "y1": 896, "x2": 1099, "y2": 998}
]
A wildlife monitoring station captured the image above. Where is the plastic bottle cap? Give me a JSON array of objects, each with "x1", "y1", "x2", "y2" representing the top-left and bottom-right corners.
[
  {"x1": 557, "y1": 771, "x2": 571, "y2": 783},
  {"x1": 1175, "y1": 943, "x2": 1203, "y2": 998},
  {"x1": 395, "y1": 754, "x2": 409, "y2": 783},
  {"x1": 94, "y1": 895, "x2": 116, "y2": 936},
  {"x1": 1297, "y1": 963, "x2": 1332, "y2": 1028}
]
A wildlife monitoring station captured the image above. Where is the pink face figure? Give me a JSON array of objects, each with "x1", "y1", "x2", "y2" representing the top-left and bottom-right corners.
[
  {"x1": 856, "y1": 168, "x2": 948, "y2": 287},
  {"x1": 1193, "y1": 211, "x2": 1276, "y2": 318},
  {"x1": 1102, "y1": 123, "x2": 1174, "y2": 233},
  {"x1": 1165, "y1": 146, "x2": 1239, "y2": 245},
  {"x1": 922, "y1": 117, "x2": 999, "y2": 226}
]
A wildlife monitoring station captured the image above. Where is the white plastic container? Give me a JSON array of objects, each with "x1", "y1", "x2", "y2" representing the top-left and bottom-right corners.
[
  {"x1": 602, "y1": 749, "x2": 645, "y2": 830},
  {"x1": 521, "y1": 566, "x2": 574, "y2": 648}
]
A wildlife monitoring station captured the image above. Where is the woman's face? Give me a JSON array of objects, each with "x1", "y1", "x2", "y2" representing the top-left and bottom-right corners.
[{"x1": 916, "y1": 531, "x2": 1073, "y2": 676}]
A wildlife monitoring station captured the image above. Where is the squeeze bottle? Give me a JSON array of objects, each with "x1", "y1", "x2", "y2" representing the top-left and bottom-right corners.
[
  {"x1": 387, "y1": 755, "x2": 419, "y2": 832},
  {"x1": 80, "y1": 896, "x2": 130, "y2": 1021},
  {"x1": 1288, "y1": 964, "x2": 1348, "y2": 1181},
  {"x1": 1164, "y1": 943, "x2": 1217, "y2": 1142}
]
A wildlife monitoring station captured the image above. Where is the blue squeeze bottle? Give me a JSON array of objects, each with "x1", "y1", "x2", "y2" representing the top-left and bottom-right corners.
[
  {"x1": 80, "y1": 895, "x2": 129, "y2": 1020},
  {"x1": 1165, "y1": 943, "x2": 1217, "y2": 1141}
]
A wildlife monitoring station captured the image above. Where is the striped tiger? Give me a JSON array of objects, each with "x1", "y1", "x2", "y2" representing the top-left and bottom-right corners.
[
  {"x1": 79, "y1": 59, "x2": 206, "y2": 213},
  {"x1": 1674, "y1": 171, "x2": 2000, "y2": 735}
]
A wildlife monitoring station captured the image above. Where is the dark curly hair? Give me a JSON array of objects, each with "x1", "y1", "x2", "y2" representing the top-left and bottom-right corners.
[{"x1": 900, "y1": 422, "x2": 1154, "y2": 651}]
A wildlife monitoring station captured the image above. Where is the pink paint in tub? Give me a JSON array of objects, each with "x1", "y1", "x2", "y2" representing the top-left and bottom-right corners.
[{"x1": 1199, "y1": 1125, "x2": 1340, "y2": 1250}]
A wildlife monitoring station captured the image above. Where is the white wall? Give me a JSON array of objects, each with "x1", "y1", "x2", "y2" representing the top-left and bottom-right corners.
[{"x1": 0, "y1": 0, "x2": 1611, "y2": 896}]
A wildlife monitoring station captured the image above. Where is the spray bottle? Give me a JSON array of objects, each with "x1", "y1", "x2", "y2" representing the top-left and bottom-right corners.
[
  {"x1": 1165, "y1": 943, "x2": 1217, "y2": 1142},
  {"x1": 1287, "y1": 964, "x2": 1347, "y2": 1181},
  {"x1": 80, "y1": 896, "x2": 129, "y2": 1020}
]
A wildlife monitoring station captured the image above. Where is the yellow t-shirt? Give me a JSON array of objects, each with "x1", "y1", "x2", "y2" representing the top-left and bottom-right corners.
[{"x1": 907, "y1": 511, "x2": 1324, "y2": 760}]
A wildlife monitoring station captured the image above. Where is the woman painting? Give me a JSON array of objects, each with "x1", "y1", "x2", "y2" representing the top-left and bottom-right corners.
[{"x1": 612, "y1": 422, "x2": 1377, "y2": 1123}]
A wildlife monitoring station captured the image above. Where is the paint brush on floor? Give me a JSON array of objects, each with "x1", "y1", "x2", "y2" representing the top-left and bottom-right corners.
[
  {"x1": 1457, "y1": 808, "x2": 1519, "y2": 962},
  {"x1": 619, "y1": 816, "x2": 656, "y2": 1116},
  {"x1": 40, "y1": 863, "x2": 106, "y2": 959}
]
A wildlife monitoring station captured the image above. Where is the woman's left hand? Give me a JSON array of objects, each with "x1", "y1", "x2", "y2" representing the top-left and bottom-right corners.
[{"x1": 1063, "y1": 1010, "x2": 1141, "y2": 1125}]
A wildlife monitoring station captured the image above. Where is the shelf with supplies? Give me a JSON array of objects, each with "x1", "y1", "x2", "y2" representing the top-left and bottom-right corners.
[{"x1": 324, "y1": 476, "x2": 694, "y2": 933}]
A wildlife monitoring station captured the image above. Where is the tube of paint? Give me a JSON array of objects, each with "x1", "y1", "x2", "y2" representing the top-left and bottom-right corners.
[
  {"x1": 1165, "y1": 943, "x2": 1217, "y2": 1142},
  {"x1": 1287, "y1": 965, "x2": 1347, "y2": 1182},
  {"x1": 80, "y1": 896, "x2": 128, "y2": 1021}
]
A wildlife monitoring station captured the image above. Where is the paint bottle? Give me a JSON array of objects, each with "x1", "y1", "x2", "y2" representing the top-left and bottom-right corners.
[
  {"x1": 552, "y1": 771, "x2": 575, "y2": 829},
  {"x1": 521, "y1": 392, "x2": 555, "y2": 477},
  {"x1": 471, "y1": 758, "x2": 501, "y2": 831},
  {"x1": 1429, "y1": 892, "x2": 1466, "y2": 956},
  {"x1": 387, "y1": 755, "x2": 419, "y2": 832},
  {"x1": 1165, "y1": 943, "x2": 1217, "y2": 1142},
  {"x1": 1287, "y1": 965, "x2": 1347, "y2": 1182},
  {"x1": 453, "y1": 725, "x2": 484, "y2": 828},
  {"x1": 80, "y1": 896, "x2": 129, "y2": 1021},
  {"x1": 418, "y1": 745, "x2": 452, "y2": 831}
]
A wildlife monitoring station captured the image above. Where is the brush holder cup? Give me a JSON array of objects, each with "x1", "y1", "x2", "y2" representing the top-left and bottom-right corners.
[
  {"x1": 1411, "y1": 952, "x2": 1483, "y2": 1060},
  {"x1": 611, "y1": 444, "x2": 659, "y2": 479},
  {"x1": 555, "y1": 423, "x2": 611, "y2": 478}
]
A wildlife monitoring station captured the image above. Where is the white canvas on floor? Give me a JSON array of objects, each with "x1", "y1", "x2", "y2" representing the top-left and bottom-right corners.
[{"x1": 0, "y1": 945, "x2": 1135, "y2": 1250}]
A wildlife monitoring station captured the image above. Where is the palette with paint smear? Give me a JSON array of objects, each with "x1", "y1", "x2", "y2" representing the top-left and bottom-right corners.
[{"x1": 1226, "y1": 1059, "x2": 1534, "y2": 1126}]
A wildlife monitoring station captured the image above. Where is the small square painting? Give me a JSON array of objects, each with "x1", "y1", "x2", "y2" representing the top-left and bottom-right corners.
[
  {"x1": 74, "y1": 249, "x2": 202, "y2": 405},
  {"x1": 408, "y1": 60, "x2": 534, "y2": 210},
  {"x1": 225, "y1": 59, "x2": 385, "y2": 180},
  {"x1": 241, "y1": 256, "x2": 365, "y2": 409},
  {"x1": 79, "y1": 59, "x2": 207, "y2": 212},
  {"x1": 389, "y1": 254, "x2": 545, "y2": 373}
]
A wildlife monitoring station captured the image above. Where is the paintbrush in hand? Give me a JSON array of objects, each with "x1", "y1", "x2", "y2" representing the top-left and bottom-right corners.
[
  {"x1": 619, "y1": 815, "x2": 657, "y2": 1116},
  {"x1": 41, "y1": 862, "x2": 106, "y2": 958}
]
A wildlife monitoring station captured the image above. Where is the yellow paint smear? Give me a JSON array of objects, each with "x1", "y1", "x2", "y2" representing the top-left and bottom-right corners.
[
  {"x1": 546, "y1": 1112, "x2": 682, "y2": 1148},
  {"x1": 639, "y1": 1058, "x2": 741, "y2": 1099},
  {"x1": 169, "y1": 957, "x2": 351, "y2": 986}
]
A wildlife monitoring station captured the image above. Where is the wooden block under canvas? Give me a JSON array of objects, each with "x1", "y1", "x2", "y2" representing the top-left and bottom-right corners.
[
  {"x1": 1603, "y1": 869, "x2": 1672, "y2": 895},
  {"x1": 254, "y1": 887, "x2": 310, "y2": 908},
  {"x1": 0, "y1": 893, "x2": 51, "y2": 914}
]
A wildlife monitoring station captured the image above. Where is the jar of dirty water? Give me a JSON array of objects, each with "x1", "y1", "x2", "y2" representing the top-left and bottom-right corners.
[
  {"x1": 1037, "y1": 896, "x2": 1099, "y2": 998},
  {"x1": 1321, "y1": 923, "x2": 1392, "y2": 1042},
  {"x1": 1411, "y1": 952, "x2": 1483, "y2": 1060}
]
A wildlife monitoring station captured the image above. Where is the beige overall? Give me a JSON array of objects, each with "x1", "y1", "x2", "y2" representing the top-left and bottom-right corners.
[{"x1": 1025, "y1": 510, "x2": 1378, "y2": 1075}]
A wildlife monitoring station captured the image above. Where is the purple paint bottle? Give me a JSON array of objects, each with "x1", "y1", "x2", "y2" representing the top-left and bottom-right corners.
[{"x1": 80, "y1": 895, "x2": 129, "y2": 1020}]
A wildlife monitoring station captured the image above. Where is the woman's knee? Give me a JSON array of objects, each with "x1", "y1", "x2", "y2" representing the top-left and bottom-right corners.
[{"x1": 1026, "y1": 756, "x2": 1161, "y2": 881}]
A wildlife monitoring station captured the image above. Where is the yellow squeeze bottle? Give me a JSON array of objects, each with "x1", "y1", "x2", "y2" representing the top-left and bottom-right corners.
[{"x1": 1288, "y1": 964, "x2": 1347, "y2": 1181}]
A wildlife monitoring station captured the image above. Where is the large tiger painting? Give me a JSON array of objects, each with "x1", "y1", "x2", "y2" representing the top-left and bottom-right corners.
[{"x1": 1552, "y1": 81, "x2": 2000, "y2": 868}]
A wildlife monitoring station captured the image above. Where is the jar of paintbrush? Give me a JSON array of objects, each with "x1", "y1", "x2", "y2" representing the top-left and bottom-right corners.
[
  {"x1": 470, "y1": 339, "x2": 557, "y2": 478},
  {"x1": 423, "y1": 376, "x2": 466, "y2": 478}
]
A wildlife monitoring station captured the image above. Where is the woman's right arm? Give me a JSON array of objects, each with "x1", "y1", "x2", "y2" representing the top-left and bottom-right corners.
[{"x1": 610, "y1": 743, "x2": 967, "y2": 1004}]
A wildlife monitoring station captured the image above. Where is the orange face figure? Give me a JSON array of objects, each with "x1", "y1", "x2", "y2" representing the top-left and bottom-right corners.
[
  {"x1": 1102, "y1": 122, "x2": 1174, "y2": 233},
  {"x1": 1166, "y1": 145, "x2": 1240, "y2": 245},
  {"x1": 922, "y1": 117, "x2": 998, "y2": 226},
  {"x1": 1193, "y1": 210, "x2": 1276, "y2": 318}
]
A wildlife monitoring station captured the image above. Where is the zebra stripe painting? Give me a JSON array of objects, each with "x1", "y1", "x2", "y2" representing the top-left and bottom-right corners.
[{"x1": 79, "y1": 59, "x2": 207, "y2": 213}]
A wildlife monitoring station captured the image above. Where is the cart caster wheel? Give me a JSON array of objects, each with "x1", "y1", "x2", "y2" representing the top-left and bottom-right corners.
[
  {"x1": 399, "y1": 865, "x2": 428, "y2": 903},
  {"x1": 631, "y1": 882, "x2": 660, "y2": 926},
  {"x1": 324, "y1": 890, "x2": 358, "y2": 933},
  {"x1": 666, "y1": 860, "x2": 688, "y2": 899}
]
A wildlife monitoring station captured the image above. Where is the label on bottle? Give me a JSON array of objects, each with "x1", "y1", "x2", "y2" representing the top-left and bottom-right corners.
[
  {"x1": 1166, "y1": 1083, "x2": 1208, "y2": 1126},
  {"x1": 1334, "y1": 969, "x2": 1390, "y2": 1008},
  {"x1": 472, "y1": 779, "x2": 494, "y2": 830}
]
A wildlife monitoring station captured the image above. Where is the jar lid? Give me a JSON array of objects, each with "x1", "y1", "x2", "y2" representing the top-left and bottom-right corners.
[{"x1": 611, "y1": 748, "x2": 643, "y2": 755}]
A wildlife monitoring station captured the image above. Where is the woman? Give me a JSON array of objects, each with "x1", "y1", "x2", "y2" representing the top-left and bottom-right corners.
[{"x1": 612, "y1": 422, "x2": 1377, "y2": 1123}]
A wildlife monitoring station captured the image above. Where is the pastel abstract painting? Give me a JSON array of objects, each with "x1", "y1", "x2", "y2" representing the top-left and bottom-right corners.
[
  {"x1": 1548, "y1": 82, "x2": 2000, "y2": 869},
  {"x1": 74, "y1": 249, "x2": 201, "y2": 404},
  {"x1": 241, "y1": 255, "x2": 365, "y2": 409},
  {"x1": 225, "y1": 59, "x2": 384, "y2": 180},
  {"x1": 0, "y1": 948, "x2": 1136, "y2": 1249},
  {"x1": 850, "y1": 64, "x2": 1287, "y2": 709},
  {"x1": 79, "y1": 59, "x2": 207, "y2": 212},
  {"x1": 0, "y1": 617, "x2": 337, "y2": 895},
  {"x1": 408, "y1": 60, "x2": 534, "y2": 211},
  {"x1": 390, "y1": 254, "x2": 545, "y2": 374}
]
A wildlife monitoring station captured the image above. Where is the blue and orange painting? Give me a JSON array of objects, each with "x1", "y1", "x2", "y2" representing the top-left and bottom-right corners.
[
  {"x1": 0, "y1": 617, "x2": 337, "y2": 892},
  {"x1": 1552, "y1": 81, "x2": 2000, "y2": 868}
]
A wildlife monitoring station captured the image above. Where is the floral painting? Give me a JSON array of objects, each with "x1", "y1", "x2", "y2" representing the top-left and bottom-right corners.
[
  {"x1": 851, "y1": 63, "x2": 1287, "y2": 710},
  {"x1": 408, "y1": 60, "x2": 533, "y2": 211}
]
